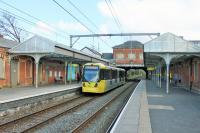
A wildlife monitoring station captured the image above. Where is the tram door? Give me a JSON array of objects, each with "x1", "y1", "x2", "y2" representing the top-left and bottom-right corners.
[{"x1": 11, "y1": 60, "x2": 18, "y2": 87}]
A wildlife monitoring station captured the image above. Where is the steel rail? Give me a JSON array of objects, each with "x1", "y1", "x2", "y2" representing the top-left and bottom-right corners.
[
  {"x1": 0, "y1": 95, "x2": 82, "y2": 126},
  {"x1": 71, "y1": 83, "x2": 135, "y2": 133},
  {"x1": 21, "y1": 96, "x2": 97, "y2": 133},
  {"x1": 0, "y1": 95, "x2": 96, "y2": 133},
  {"x1": 106, "y1": 82, "x2": 137, "y2": 132}
]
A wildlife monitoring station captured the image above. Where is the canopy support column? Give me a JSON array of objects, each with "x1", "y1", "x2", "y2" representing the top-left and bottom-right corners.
[
  {"x1": 35, "y1": 62, "x2": 39, "y2": 88},
  {"x1": 166, "y1": 63, "x2": 170, "y2": 94},
  {"x1": 33, "y1": 55, "x2": 41, "y2": 88},
  {"x1": 159, "y1": 66, "x2": 162, "y2": 88}
]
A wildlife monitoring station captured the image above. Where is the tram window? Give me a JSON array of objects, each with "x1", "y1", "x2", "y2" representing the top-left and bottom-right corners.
[
  {"x1": 113, "y1": 70, "x2": 117, "y2": 79},
  {"x1": 109, "y1": 70, "x2": 112, "y2": 79},
  {"x1": 100, "y1": 69, "x2": 110, "y2": 80},
  {"x1": 112, "y1": 70, "x2": 115, "y2": 79}
]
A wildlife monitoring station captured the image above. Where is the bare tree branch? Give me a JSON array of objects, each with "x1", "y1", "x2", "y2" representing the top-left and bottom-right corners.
[{"x1": 0, "y1": 13, "x2": 22, "y2": 42}]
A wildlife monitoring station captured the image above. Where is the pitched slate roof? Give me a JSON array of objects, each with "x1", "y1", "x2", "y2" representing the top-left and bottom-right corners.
[
  {"x1": 81, "y1": 46, "x2": 102, "y2": 56},
  {"x1": 0, "y1": 38, "x2": 18, "y2": 48},
  {"x1": 113, "y1": 41, "x2": 143, "y2": 49},
  {"x1": 102, "y1": 53, "x2": 113, "y2": 59}
]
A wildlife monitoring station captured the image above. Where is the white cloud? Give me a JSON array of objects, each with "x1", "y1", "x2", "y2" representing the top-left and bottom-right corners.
[
  {"x1": 98, "y1": 0, "x2": 200, "y2": 40},
  {"x1": 57, "y1": 20, "x2": 87, "y2": 32},
  {"x1": 31, "y1": 21, "x2": 54, "y2": 36},
  {"x1": 99, "y1": 24, "x2": 109, "y2": 34}
]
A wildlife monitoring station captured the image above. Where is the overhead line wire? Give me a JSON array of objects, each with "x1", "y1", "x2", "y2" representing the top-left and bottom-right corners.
[
  {"x1": 0, "y1": 0, "x2": 69, "y2": 37},
  {"x1": 105, "y1": 0, "x2": 122, "y2": 33},
  {"x1": 52, "y1": 0, "x2": 112, "y2": 48},
  {"x1": 52, "y1": 0, "x2": 94, "y2": 34},
  {"x1": 0, "y1": 8, "x2": 67, "y2": 38},
  {"x1": 107, "y1": 0, "x2": 123, "y2": 31},
  {"x1": 65, "y1": 0, "x2": 99, "y2": 31},
  {"x1": 65, "y1": 0, "x2": 118, "y2": 49}
]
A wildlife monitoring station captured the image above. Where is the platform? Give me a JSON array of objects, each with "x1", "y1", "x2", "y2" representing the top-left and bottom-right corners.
[
  {"x1": 0, "y1": 83, "x2": 81, "y2": 111},
  {"x1": 110, "y1": 80, "x2": 151, "y2": 133},
  {"x1": 147, "y1": 80, "x2": 200, "y2": 133},
  {"x1": 111, "y1": 79, "x2": 200, "y2": 133}
]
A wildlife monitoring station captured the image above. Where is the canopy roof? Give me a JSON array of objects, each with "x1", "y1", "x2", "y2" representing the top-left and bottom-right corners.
[
  {"x1": 144, "y1": 32, "x2": 200, "y2": 53},
  {"x1": 9, "y1": 35, "x2": 109, "y2": 63}
]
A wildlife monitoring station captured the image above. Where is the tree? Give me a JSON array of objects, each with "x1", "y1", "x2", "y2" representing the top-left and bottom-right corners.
[{"x1": 0, "y1": 13, "x2": 22, "y2": 42}]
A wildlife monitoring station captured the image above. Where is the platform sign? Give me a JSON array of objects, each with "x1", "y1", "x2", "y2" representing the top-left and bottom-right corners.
[{"x1": 67, "y1": 64, "x2": 76, "y2": 80}]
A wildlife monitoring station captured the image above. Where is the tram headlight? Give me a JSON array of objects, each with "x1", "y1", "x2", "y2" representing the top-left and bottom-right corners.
[{"x1": 94, "y1": 83, "x2": 98, "y2": 87}]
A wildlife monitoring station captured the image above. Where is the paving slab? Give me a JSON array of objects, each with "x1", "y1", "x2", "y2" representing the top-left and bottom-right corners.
[
  {"x1": 147, "y1": 80, "x2": 200, "y2": 133},
  {"x1": 0, "y1": 84, "x2": 81, "y2": 104}
]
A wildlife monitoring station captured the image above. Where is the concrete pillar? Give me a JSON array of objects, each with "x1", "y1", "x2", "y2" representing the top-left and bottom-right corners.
[{"x1": 64, "y1": 61, "x2": 67, "y2": 85}]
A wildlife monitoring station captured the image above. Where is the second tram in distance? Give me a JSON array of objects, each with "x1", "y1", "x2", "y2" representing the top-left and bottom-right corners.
[{"x1": 82, "y1": 63, "x2": 125, "y2": 93}]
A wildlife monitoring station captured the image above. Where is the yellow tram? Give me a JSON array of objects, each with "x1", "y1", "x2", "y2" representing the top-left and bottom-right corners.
[{"x1": 82, "y1": 63, "x2": 125, "y2": 93}]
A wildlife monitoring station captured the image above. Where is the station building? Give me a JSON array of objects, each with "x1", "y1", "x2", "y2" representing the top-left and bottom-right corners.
[
  {"x1": 113, "y1": 41, "x2": 144, "y2": 67},
  {"x1": 170, "y1": 53, "x2": 200, "y2": 91},
  {"x1": 145, "y1": 32, "x2": 200, "y2": 93},
  {"x1": 0, "y1": 35, "x2": 108, "y2": 89},
  {"x1": 0, "y1": 36, "x2": 18, "y2": 88}
]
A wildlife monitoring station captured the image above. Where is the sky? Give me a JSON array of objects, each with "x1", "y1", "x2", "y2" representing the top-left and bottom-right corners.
[{"x1": 0, "y1": 0, "x2": 200, "y2": 53}]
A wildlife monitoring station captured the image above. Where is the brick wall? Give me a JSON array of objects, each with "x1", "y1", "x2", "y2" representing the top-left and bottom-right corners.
[
  {"x1": 0, "y1": 47, "x2": 10, "y2": 87},
  {"x1": 171, "y1": 58, "x2": 200, "y2": 91},
  {"x1": 113, "y1": 48, "x2": 144, "y2": 65}
]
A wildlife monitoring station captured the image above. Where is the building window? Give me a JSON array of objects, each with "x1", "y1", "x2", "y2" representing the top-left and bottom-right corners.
[
  {"x1": 49, "y1": 71, "x2": 52, "y2": 77},
  {"x1": 139, "y1": 53, "x2": 143, "y2": 60},
  {"x1": 54, "y1": 71, "x2": 57, "y2": 77},
  {"x1": 128, "y1": 53, "x2": 136, "y2": 59},
  {"x1": 59, "y1": 71, "x2": 61, "y2": 77},
  {"x1": 194, "y1": 62, "x2": 198, "y2": 81},
  {"x1": 116, "y1": 53, "x2": 124, "y2": 59}
]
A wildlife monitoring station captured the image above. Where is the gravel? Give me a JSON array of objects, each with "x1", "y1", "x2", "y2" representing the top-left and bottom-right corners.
[{"x1": 35, "y1": 82, "x2": 137, "y2": 133}]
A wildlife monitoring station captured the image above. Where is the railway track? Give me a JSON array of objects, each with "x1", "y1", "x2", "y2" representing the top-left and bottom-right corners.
[
  {"x1": 0, "y1": 95, "x2": 97, "y2": 133},
  {"x1": 0, "y1": 82, "x2": 137, "y2": 133},
  {"x1": 71, "y1": 82, "x2": 136, "y2": 133}
]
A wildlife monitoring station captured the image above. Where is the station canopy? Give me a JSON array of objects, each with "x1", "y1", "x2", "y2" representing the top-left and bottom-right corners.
[
  {"x1": 144, "y1": 32, "x2": 200, "y2": 53},
  {"x1": 144, "y1": 32, "x2": 200, "y2": 67},
  {"x1": 9, "y1": 35, "x2": 109, "y2": 64}
]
